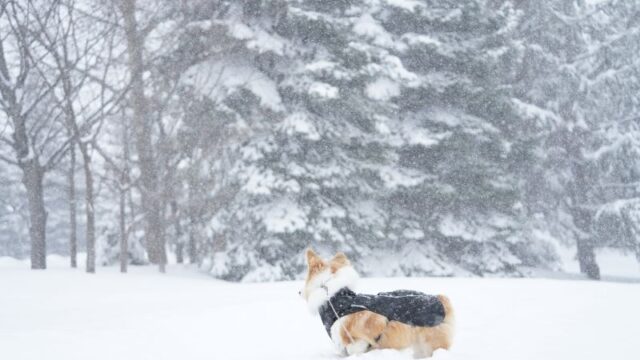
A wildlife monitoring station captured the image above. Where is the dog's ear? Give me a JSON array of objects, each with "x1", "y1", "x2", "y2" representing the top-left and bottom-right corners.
[
  {"x1": 332, "y1": 252, "x2": 349, "y2": 263},
  {"x1": 330, "y1": 252, "x2": 350, "y2": 271},
  {"x1": 305, "y1": 248, "x2": 321, "y2": 265},
  {"x1": 305, "y1": 248, "x2": 326, "y2": 275}
]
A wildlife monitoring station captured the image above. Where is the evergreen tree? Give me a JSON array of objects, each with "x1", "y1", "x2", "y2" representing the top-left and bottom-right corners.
[{"x1": 512, "y1": 0, "x2": 640, "y2": 278}]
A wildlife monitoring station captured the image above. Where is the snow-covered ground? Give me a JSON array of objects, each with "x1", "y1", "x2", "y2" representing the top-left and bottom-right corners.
[{"x1": 1, "y1": 256, "x2": 639, "y2": 360}]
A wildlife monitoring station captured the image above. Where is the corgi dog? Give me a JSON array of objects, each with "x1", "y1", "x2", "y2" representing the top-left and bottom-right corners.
[{"x1": 302, "y1": 249, "x2": 454, "y2": 358}]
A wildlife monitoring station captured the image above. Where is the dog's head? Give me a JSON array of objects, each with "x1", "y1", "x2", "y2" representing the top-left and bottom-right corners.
[{"x1": 301, "y1": 248, "x2": 359, "y2": 313}]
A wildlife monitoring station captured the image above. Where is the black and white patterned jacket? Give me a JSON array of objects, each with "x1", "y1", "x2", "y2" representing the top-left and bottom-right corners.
[{"x1": 319, "y1": 287, "x2": 446, "y2": 336}]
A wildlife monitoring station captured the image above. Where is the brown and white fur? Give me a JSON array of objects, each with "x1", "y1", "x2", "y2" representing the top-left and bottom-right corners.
[{"x1": 302, "y1": 249, "x2": 455, "y2": 358}]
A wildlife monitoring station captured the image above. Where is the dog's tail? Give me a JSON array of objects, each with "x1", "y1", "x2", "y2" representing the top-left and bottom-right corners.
[
  {"x1": 437, "y1": 294, "x2": 455, "y2": 324},
  {"x1": 437, "y1": 294, "x2": 455, "y2": 348}
]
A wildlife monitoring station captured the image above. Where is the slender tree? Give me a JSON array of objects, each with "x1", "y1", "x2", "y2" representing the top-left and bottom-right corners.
[
  {"x1": 68, "y1": 141, "x2": 77, "y2": 268},
  {"x1": 30, "y1": 0, "x2": 124, "y2": 273},
  {"x1": 0, "y1": 0, "x2": 71, "y2": 269},
  {"x1": 118, "y1": 0, "x2": 167, "y2": 272}
]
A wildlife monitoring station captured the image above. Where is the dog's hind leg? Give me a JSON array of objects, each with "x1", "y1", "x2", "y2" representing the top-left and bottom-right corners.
[{"x1": 412, "y1": 339, "x2": 433, "y2": 359}]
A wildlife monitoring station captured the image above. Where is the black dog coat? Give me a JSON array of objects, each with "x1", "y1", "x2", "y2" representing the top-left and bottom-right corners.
[{"x1": 319, "y1": 287, "x2": 446, "y2": 336}]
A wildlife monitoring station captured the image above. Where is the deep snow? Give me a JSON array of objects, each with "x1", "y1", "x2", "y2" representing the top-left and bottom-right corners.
[{"x1": 1, "y1": 257, "x2": 639, "y2": 360}]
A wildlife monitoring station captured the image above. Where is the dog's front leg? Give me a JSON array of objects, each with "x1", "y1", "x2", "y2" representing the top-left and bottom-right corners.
[{"x1": 345, "y1": 339, "x2": 370, "y2": 356}]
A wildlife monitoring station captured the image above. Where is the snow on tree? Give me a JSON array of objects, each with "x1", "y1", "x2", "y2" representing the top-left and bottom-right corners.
[
  {"x1": 169, "y1": 0, "x2": 553, "y2": 280},
  {"x1": 511, "y1": 0, "x2": 640, "y2": 279},
  {"x1": 1, "y1": 0, "x2": 638, "y2": 280}
]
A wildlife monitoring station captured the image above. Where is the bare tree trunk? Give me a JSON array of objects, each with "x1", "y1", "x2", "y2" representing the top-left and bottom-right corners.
[
  {"x1": 573, "y1": 206, "x2": 599, "y2": 279},
  {"x1": 577, "y1": 236, "x2": 599, "y2": 279},
  {"x1": 23, "y1": 160, "x2": 48, "y2": 270},
  {"x1": 565, "y1": 129, "x2": 600, "y2": 280},
  {"x1": 171, "y1": 200, "x2": 184, "y2": 264},
  {"x1": 572, "y1": 180, "x2": 600, "y2": 280},
  {"x1": 68, "y1": 143, "x2": 77, "y2": 268},
  {"x1": 120, "y1": 120, "x2": 130, "y2": 273},
  {"x1": 8, "y1": 94, "x2": 48, "y2": 270},
  {"x1": 119, "y1": 186, "x2": 128, "y2": 273},
  {"x1": 188, "y1": 226, "x2": 197, "y2": 264},
  {"x1": 57, "y1": 51, "x2": 97, "y2": 273},
  {"x1": 187, "y1": 180, "x2": 198, "y2": 264},
  {"x1": 79, "y1": 145, "x2": 96, "y2": 273},
  {"x1": 176, "y1": 243, "x2": 184, "y2": 264},
  {"x1": 120, "y1": 0, "x2": 166, "y2": 272},
  {"x1": 1, "y1": 35, "x2": 48, "y2": 269}
]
